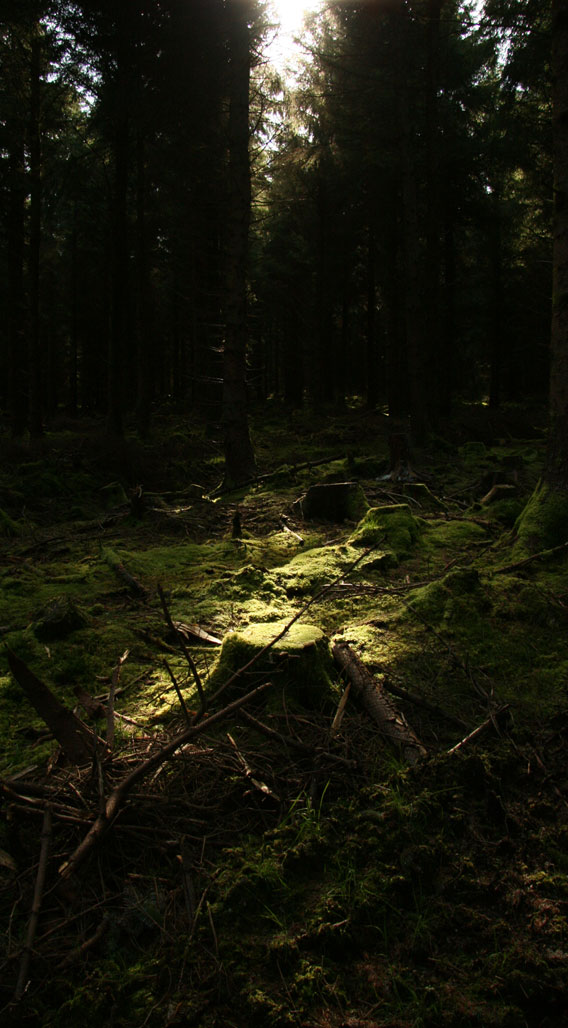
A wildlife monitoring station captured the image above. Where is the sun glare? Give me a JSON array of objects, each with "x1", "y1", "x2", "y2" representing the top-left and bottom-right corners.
[{"x1": 267, "y1": 0, "x2": 324, "y2": 75}]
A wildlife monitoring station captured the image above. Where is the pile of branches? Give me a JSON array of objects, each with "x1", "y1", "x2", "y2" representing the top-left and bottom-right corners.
[{"x1": 0, "y1": 659, "x2": 374, "y2": 1019}]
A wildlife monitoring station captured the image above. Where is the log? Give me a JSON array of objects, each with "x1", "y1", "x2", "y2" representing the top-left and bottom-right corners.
[
  {"x1": 332, "y1": 642, "x2": 427, "y2": 764},
  {"x1": 7, "y1": 650, "x2": 97, "y2": 765}
]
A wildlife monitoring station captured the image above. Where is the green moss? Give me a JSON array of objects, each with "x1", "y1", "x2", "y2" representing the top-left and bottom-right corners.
[
  {"x1": 406, "y1": 567, "x2": 485, "y2": 624},
  {"x1": 513, "y1": 480, "x2": 568, "y2": 555},
  {"x1": 0, "y1": 508, "x2": 23, "y2": 537},
  {"x1": 350, "y1": 504, "x2": 423, "y2": 561}
]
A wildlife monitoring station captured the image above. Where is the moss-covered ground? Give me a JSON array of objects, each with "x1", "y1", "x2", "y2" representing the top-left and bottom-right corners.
[{"x1": 1, "y1": 402, "x2": 568, "y2": 1027}]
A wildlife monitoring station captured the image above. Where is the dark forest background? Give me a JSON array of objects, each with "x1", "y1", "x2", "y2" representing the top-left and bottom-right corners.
[{"x1": 0, "y1": 0, "x2": 554, "y2": 459}]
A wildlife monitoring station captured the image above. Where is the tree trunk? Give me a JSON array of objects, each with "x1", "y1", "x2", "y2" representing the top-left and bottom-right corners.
[
  {"x1": 107, "y1": 7, "x2": 130, "y2": 437},
  {"x1": 7, "y1": 134, "x2": 27, "y2": 437},
  {"x1": 28, "y1": 31, "x2": 43, "y2": 437},
  {"x1": 366, "y1": 220, "x2": 379, "y2": 409},
  {"x1": 222, "y1": 0, "x2": 256, "y2": 486},
  {"x1": 546, "y1": 0, "x2": 568, "y2": 488},
  {"x1": 135, "y1": 131, "x2": 153, "y2": 439}
]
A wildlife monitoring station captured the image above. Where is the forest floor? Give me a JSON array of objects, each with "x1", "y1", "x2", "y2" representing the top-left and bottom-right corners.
[{"x1": 1, "y1": 401, "x2": 568, "y2": 1028}]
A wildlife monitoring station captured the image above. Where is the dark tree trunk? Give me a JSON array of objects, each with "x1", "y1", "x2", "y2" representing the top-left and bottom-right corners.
[
  {"x1": 135, "y1": 131, "x2": 153, "y2": 439},
  {"x1": 424, "y1": 0, "x2": 443, "y2": 423},
  {"x1": 8, "y1": 136, "x2": 27, "y2": 437},
  {"x1": 399, "y1": 79, "x2": 426, "y2": 439},
  {"x1": 107, "y1": 7, "x2": 130, "y2": 437},
  {"x1": 488, "y1": 193, "x2": 504, "y2": 410},
  {"x1": 68, "y1": 202, "x2": 79, "y2": 417},
  {"x1": 222, "y1": 0, "x2": 256, "y2": 486},
  {"x1": 546, "y1": 0, "x2": 568, "y2": 488},
  {"x1": 28, "y1": 32, "x2": 43, "y2": 437},
  {"x1": 366, "y1": 220, "x2": 379, "y2": 409}
]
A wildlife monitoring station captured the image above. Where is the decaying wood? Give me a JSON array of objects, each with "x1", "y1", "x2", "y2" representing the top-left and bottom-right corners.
[
  {"x1": 447, "y1": 705, "x2": 511, "y2": 755},
  {"x1": 103, "y1": 548, "x2": 147, "y2": 598},
  {"x1": 58, "y1": 680, "x2": 273, "y2": 881},
  {"x1": 14, "y1": 804, "x2": 52, "y2": 1002},
  {"x1": 330, "y1": 684, "x2": 351, "y2": 738},
  {"x1": 332, "y1": 642, "x2": 427, "y2": 764},
  {"x1": 280, "y1": 515, "x2": 305, "y2": 544},
  {"x1": 7, "y1": 649, "x2": 98, "y2": 765},
  {"x1": 173, "y1": 621, "x2": 222, "y2": 646}
]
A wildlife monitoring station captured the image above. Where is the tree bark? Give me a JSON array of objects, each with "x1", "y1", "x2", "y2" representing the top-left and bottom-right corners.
[
  {"x1": 7, "y1": 133, "x2": 27, "y2": 437},
  {"x1": 546, "y1": 0, "x2": 568, "y2": 488},
  {"x1": 222, "y1": 0, "x2": 256, "y2": 487},
  {"x1": 107, "y1": 6, "x2": 130, "y2": 437},
  {"x1": 333, "y1": 641, "x2": 427, "y2": 764},
  {"x1": 28, "y1": 30, "x2": 43, "y2": 437}
]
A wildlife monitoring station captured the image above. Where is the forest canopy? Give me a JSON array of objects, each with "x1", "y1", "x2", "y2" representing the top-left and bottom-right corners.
[{"x1": 0, "y1": 0, "x2": 556, "y2": 456}]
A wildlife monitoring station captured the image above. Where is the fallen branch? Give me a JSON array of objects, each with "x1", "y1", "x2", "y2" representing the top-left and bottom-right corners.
[
  {"x1": 102, "y1": 547, "x2": 147, "y2": 599},
  {"x1": 212, "y1": 454, "x2": 346, "y2": 497},
  {"x1": 447, "y1": 706, "x2": 511, "y2": 755},
  {"x1": 58, "y1": 680, "x2": 273, "y2": 881},
  {"x1": 494, "y1": 540, "x2": 568, "y2": 576},
  {"x1": 332, "y1": 642, "x2": 427, "y2": 764},
  {"x1": 14, "y1": 804, "x2": 52, "y2": 1002},
  {"x1": 158, "y1": 585, "x2": 205, "y2": 711},
  {"x1": 107, "y1": 649, "x2": 129, "y2": 750},
  {"x1": 383, "y1": 678, "x2": 469, "y2": 732},
  {"x1": 164, "y1": 659, "x2": 192, "y2": 728}
]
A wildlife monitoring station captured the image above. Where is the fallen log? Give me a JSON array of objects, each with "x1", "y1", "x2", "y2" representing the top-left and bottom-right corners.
[
  {"x1": 332, "y1": 642, "x2": 427, "y2": 765},
  {"x1": 7, "y1": 650, "x2": 98, "y2": 766}
]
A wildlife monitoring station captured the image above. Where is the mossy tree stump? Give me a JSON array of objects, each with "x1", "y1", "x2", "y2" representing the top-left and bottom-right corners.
[
  {"x1": 206, "y1": 621, "x2": 335, "y2": 711},
  {"x1": 293, "y1": 482, "x2": 368, "y2": 522}
]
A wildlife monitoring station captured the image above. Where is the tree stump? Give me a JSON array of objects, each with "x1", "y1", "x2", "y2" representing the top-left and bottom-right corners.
[{"x1": 292, "y1": 482, "x2": 368, "y2": 522}]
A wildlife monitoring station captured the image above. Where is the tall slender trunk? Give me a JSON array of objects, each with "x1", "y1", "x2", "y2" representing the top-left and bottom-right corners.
[
  {"x1": 135, "y1": 131, "x2": 153, "y2": 438},
  {"x1": 28, "y1": 31, "x2": 43, "y2": 436},
  {"x1": 399, "y1": 77, "x2": 426, "y2": 439},
  {"x1": 107, "y1": 7, "x2": 130, "y2": 437},
  {"x1": 222, "y1": 1, "x2": 256, "y2": 486},
  {"x1": 8, "y1": 136, "x2": 27, "y2": 437},
  {"x1": 546, "y1": 0, "x2": 568, "y2": 488},
  {"x1": 366, "y1": 219, "x2": 378, "y2": 409},
  {"x1": 68, "y1": 203, "x2": 79, "y2": 417},
  {"x1": 488, "y1": 192, "x2": 504, "y2": 410},
  {"x1": 424, "y1": 0, "x2": 444, "y2": 422}
]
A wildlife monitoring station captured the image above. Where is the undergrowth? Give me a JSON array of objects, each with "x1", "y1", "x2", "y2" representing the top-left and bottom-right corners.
[{"x1": 1, "y1": 403, "x2": 567, "y2": 1028}]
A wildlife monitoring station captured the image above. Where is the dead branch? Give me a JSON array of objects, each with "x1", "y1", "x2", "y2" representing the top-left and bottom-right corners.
[
  {"x1": 212, "y1": 453, "x2": 346, "y2": 496},
  {"x1": 383, "y1": 678, "x2": 469, "y2": 732},
  {"x1": 494, "y1": 540, "x2": 568, "y2": 576},
  {"x1": 164, "y1": 660, "x2": 192, "y2": 728},
  {"x1": 13, "y1": 804, "x2": 52, "y2": 1002},
  {"x1": 332, "y1": 642, "x2": 427, "y2": 764},
  {"x1": 58, "y1": 680, "x2": 273, "y2": 881},
  {"x1": 107, "y1": 649, "x2": 129, "y2": 750},
  {"x1": 158, "y1": 585, "x2": 205, "y2": 711},
  {"x1": 330, "y1": 685, "x2": 351, "y2": 738},
  {"x1": 447, "y1": 706, "x2": 511, "y2": 755}
]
